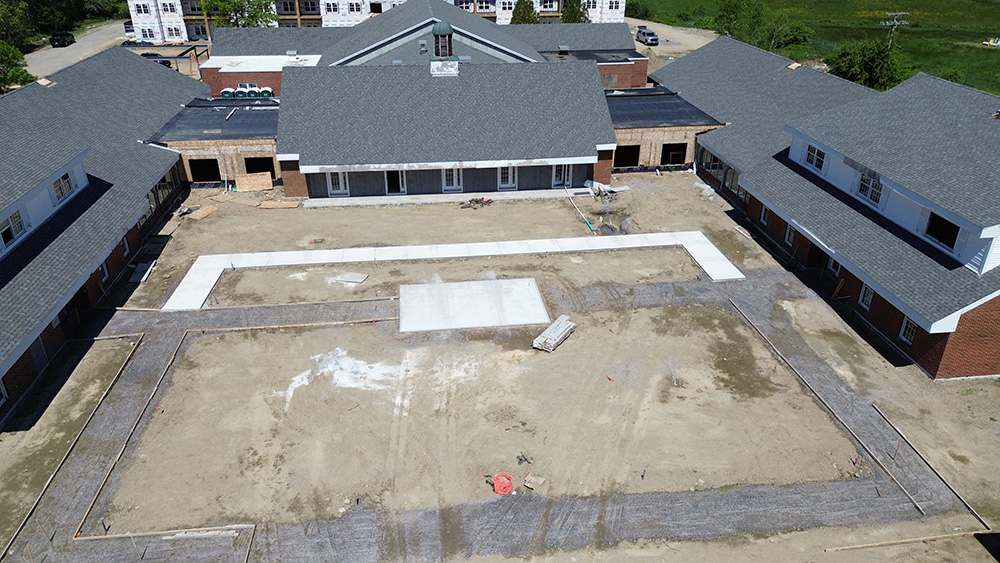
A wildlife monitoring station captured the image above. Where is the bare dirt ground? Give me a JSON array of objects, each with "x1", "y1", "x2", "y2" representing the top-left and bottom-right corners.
[
  {"x1": 65, "y1": 170, "x2": 998, "y2": 560},
  {"x1": 104, "y1": 306, "x2": 859, "y2": 533},
  {"x1": 123, "y1": 171, "x2": 772, "y2": 309},
  {"x1": 0, "y1": 339, "x2": 134, "y2": 548},
  {"x1": 624, "y1": 17, "x2": 719, "y2": 73}
]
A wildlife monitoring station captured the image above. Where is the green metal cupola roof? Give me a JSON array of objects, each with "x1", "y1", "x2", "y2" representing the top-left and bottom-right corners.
[{"x1": 431, "y1": 20, "x2": 453, "y2": 36}]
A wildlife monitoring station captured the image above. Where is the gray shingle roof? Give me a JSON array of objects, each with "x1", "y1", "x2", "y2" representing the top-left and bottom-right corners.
[
  {"x1": 319, "y1": 0, "x2": 542, "y2": 64},
  {"x1": 210, "y1": 26, "x2": 353, "y2": 56},
  {"x1": 277, "y1": 62, "x2": 615, "y2": 165},
  {"x1": 502, "y1": 22, "x2": 636, "y2": 52},
  {"x1": 652, "y1": 38, "x2": 1000, "y2": 326},
  {"x1": 606, "y1": 86, "x2": 722, "y2": 129},
  {"x1": 787, "y1": 73, "x2": 1000, "y2": 227},
  {"x1": 0, "y1": 48, "x2": 207, "y2": 372}
]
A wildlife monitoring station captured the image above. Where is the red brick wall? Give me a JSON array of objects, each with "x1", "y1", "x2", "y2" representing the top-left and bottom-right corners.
[
  {"x1": 933, "y1": 294, "x2": 1000, "y2": 378},
  {"x1": 280, "y1": 161, "x2": 308, "y2": 197},
  {"x1": 595, "y1": 151, "x2": 613, "y2": 184},
  {"x1": 0, "y1": 351, "x2": 38, "y2": 421},
  {"x1": 200, "y1": 68, "x2": 283, "y2": 97},
  {"x1": 598, "y1": 61, "x2": 647, "y2": 89},
  {"x1": 39, "y1": 323, "x2": 66, "y2": 362}
]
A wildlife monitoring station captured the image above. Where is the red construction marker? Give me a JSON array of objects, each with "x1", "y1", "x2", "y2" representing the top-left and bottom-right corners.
[{"x1": 605, "y1": 375, "x2": 614, "y2": 382}]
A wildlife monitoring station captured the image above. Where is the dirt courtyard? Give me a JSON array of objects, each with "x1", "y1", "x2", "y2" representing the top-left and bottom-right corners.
[{"x1": 103, "y1": 302, "x2": 858, "y2": 533}]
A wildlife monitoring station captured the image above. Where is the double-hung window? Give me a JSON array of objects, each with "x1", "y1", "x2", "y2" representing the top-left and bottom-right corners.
[
  {"x1": 899, "y1": 317, "x2": 918, "y2": 345},
  {"x1": 1, "y1": 211, "x2": 26, "y2": 248},
  {"x1": 326, "y1": 2, "x2": 339, "y2": 12},
  {"x1": 859, "y1": 284, "x2": 874, "y2": 310},
  {"x1": 805, "y1": 144, "x2": 825, "y2": 171},
  {"x1": 53, "y1": 172, "x2": 73, "y2": 201},
  {"x1": 858, "y1": 174, "x2": 882, "y2": 205},
  {"x1": 348, "y1": 2, "x2": 361, "y2": 12}
]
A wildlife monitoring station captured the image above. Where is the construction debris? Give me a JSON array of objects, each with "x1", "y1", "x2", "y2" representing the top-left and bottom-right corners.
[
  {"x1": 260, "y1": 200, "x2": 300, "y2": 209},
  {"x1": 187, "y1": 205, "x2": 218, "y2": 220},
  {"x1": 533, "y1": 315, "x2": 576, "y2": 352},
  {"x1": 523, "y1": 473, "x2": 545, "y2": 490},
  {"x1": 333, "y1": 272, "x2": 368, "y2": 284},
  {"x1": 235, "y1": 172, "x2": 274, "y2": 192},
  {"x1": 210, "y1": 193, "x2": 236, "y2": 203},
  {"x1": 516, "y1": 452, "x2": 533, "y2": 465},
  {"x1": 460, "y1": 197, "x2": 493, "y2": 209}
]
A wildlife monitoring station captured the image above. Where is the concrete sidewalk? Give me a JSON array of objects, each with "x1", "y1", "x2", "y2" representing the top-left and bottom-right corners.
[
  {"x1": 161, "y1": 232, "x2": 745, "y2": 311},
  {"x1": 302, "y1": 186, "x2": 604, "y2": 207}
]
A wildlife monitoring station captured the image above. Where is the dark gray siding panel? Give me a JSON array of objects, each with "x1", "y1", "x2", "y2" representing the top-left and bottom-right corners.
[
  {"x1": 406, "y1": 169, "x2": 440, "y2": 195},
  {"x1": 572, "y1": 164, "x2": 590, "y2": 187},
  {"x1": 307, "y1": 173, "x2": 327, "y2": 198},
  {"x1": 518, "y1": 165, "x2": 551, "y2": 191},
  {"x1": 349, "y1": 171, "x2": 385, "y2": 196},
  {"x1": 464, "y1": 168, "x2": 497, "y2": 193}
]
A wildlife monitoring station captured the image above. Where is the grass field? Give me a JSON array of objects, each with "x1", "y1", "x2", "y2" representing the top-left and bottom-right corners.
[{"x1": 640, "y1": 0, "x2": 1000, "y2": 93}]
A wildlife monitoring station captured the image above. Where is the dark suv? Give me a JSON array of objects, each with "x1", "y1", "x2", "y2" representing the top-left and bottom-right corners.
[{"x1": 49, "y1": 31, "x2": 75, "y2": 48}]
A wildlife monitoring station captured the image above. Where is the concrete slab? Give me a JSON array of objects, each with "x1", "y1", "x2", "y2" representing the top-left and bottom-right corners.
[
  {"x1": 399, "y1": 278, "x2": 550, "y2": 333},
  {"x1": 161, "y1": 232, "x2": 744, "y2": 311}
]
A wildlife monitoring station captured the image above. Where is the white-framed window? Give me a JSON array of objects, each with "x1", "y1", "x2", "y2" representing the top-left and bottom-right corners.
[
  {"x1": 498, "y1": 166, "x2": 517, "y2": 190},
  {"x1": 899, "y1": 317, "x2": 918, "y2": 345},
  {"x1": 326, "y1": 1, "x2": 339, "y2": 12},
  {"x1": 141, "y1": 28, "x2": 155, "y2": 39},
  {"x1": 442, "y1": 169, "x2": 462, "y2": 193},
  {"x1": 162, "y1": 2, "x2": 176, "y2": 12},
  {"x1": 500, "y1": 0, "x2": 513, "y2": 8},
  {"x1": 1, "y1": 210, "x2": 26, "y2": 249},
  {"x1": 348, "y1": 1, "x2": 361, "y2": 11},
  {"x1": 99, "y1": 261, "x2": 110, "y2": 283},
  {"x1": 552, "y1": 164, "x2": 570, "y2": 188},
  {"x1": 783, "y1": 225, "x2": 795, "y2": 246},
  {"x1": 279, "y1": 0, "x2": 295, "y2": 10},
  {"x1": 457, "y1": 0, "x2": 473, "y2": 10},
  {"x1": 805, "y1": 144, "x2": 825, "y2": 171},
  {"x1": 540, "y1": 0, "x2": 555, "y2": 9},
  {"x1": 192, "y1": 22, "x2": 207, "y2": 36},
  {"x1": 121, "y1": 235, "x2": 131, "y2": 256},
  {"x1": 477, "y1": 0, "x2": 493, "y2": 11},
  {"x1": 857, "y1": 174, "x2": 883, "y2": 205},
  {"x1": 827, "y1": 257, "x2": 840, "y2": 276},
  {"x1": 302, "y1": 0, "x2": 318, "y2": 11},
  {"x1": 759, "y1": 206, "x2": 769, "y2": 226},
  {"x1": 188, "y1": 0, "x2": 202, "y2": 12},
  {"x1": 326, "y1": 172, "x2": 348, "y2": 196},
  {"x1": 859, "y1": 284, "x2": 874, "y2": 310},
  {"x1": 167, "y1": 26, "x2": 181, "y2": 37},
  {"x1": 136, "y1": 3, "x2": 150, "y2": 13},
  {"x1": 53, "y1": 172, "x2": 74, "y2": 201},
  {"x1": 609, "y1": 0, "x2": 619, "y2": 8},
  {"x1": 586, "y1": 0, "x2": 597, "y2": 7}
]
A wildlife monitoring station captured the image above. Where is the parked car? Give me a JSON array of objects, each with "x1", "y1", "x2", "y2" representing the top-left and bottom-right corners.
[
  {"x1": 635, "y1": 27, "x2": 659, "y2": 46},
  {"x1": 49, "y1": 31, "x2": 75, "y2": 48}
]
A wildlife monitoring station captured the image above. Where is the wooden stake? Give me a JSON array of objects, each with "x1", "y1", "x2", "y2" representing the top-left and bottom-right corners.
[
  {"x1": 25, "y1": 543, "x2": 34, "y2": 563},
  {"x1": 131, "y1": 536, "x2": 142, "y2": 560},
  {"x1": 34, "y1": 520, "x2": 51, "y2": 542}
]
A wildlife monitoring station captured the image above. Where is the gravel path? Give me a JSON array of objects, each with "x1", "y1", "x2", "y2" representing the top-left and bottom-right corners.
[{"x1": 4, "y1": 265, "x2": 968, "y2": 561}]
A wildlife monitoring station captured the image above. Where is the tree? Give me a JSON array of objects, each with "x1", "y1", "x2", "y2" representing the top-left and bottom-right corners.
[
  {"x1": 0, "y1": 0, "x2": 33, "y2": 51},
  {"x1": 560, "y1": 0, "x2": 589, "y2": 23},
  {"x1": 827, "y1": 38, "x2": 914, "y2": 91},
  {"x1": 712, "y1": 0, "x2": 812, "y2": 52},
  {"x1": 0, "y1": 40, "x2": 34, "y2": 94},
  {"x1": 201, "y1": 0, "x2": 278, "y2": 27},
  {"x1": 510, "y1": 0, "x2": 539, "y2": 24},
  {"x1": 624, "y1": 0, "x2": 650, "y2": 20}
]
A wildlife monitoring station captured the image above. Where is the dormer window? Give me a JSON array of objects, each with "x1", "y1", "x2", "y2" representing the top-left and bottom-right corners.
[
  {"x1": 857, "y1": 174, "x2": 882, "y2": 205},
  {"x1": 53, "y1": 172, "x2": 74, "y2": 202},
  {"x1": 805, "y1": 144, "x2": 825, "y2": 171},
  {"x1": 1, "y1": 211, "x2": 25, "y2": 248},
  {"x1": 924, "y1": 212, "x2": 960, "y2": 250}
]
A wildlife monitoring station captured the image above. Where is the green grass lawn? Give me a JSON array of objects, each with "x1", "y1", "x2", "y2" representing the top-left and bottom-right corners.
[{"x1": 643, "y1": 0, "x2": 1000, "y2": 93}]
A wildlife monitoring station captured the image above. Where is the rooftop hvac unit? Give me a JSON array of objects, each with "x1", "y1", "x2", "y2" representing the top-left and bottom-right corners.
[
  {"x1": 260, "y1": 87, "x2": 274, "y2": 97},
  {"x1": 235, "y1": 88, "x2": 248, "y2": 98},
  {"x1": 220, "y1": 88, "x2": 235, "y2": 98}
]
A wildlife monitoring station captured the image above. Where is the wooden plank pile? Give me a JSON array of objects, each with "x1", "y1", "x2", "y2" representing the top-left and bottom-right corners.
[{"x1": 532, "y1": 315, "x2": 576, "y2": 352}]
